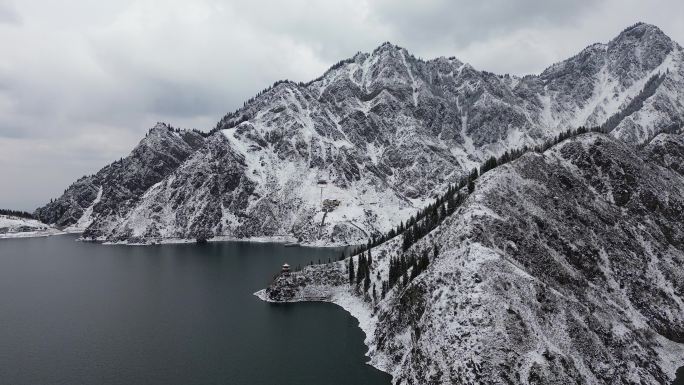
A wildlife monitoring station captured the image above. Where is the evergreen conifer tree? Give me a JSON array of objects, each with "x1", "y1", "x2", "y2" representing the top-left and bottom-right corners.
[
  {"x1": 356, "y1": 253, "x2": 366, "y2": 285},
  {"x1": 367, "y1": 248, "x2": 372, "y2": 268},
  {"x1": 349, "y1": 258, "x2": 355, "y2": 284}
]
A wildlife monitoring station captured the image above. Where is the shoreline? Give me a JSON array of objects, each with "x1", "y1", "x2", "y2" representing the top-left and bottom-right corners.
[
  {"x1": 82, "y1": 234, "x2": 361, "y2": 249},
  {"x1": 253, "y1": 287, "x2": 393, "y2": 380},
  {"x1": 0, "y1": 229, "x2": 66, "y2": 240}
]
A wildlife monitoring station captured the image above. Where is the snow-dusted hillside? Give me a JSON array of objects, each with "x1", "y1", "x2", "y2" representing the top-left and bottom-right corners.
[
  {"x1": 35, "y1": 123, "x2": 205, "y2": 233},
  {"x1": 261, "y1": 132, "x2": 684, "y2": 384},
  {"x1": 0, "y1": 215, "x2": 63, "y2": 238},
  {"x1": 37, "y1": 23, "x2": 684, "y2": 244}
]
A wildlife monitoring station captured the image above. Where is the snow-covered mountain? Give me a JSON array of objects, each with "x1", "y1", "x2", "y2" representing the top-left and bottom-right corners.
[
  {"x1": 35, "y1": 123, "x2": 205, "y2": 233},
  {"x1": 261, "y1": 131, "x2": 684, "y2": 384},
  {"x1": 36, "y1": 23, "x2": 684, "y2": 244}
]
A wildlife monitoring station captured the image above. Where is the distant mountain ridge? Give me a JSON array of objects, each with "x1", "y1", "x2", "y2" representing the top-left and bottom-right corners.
[{"x1": 36, "y1": 23, "x2": 684, "y2": 244}]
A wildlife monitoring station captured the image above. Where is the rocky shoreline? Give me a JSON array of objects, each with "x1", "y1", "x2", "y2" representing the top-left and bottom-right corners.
[{"x1": 255, "y1": 263, "x2": 395, "y2": 379}]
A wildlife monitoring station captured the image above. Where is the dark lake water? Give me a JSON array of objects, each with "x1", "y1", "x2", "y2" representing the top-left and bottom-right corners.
[
  {"x1": 675, "y1": 366, "x2": 684, "y2": 385},
  {"x1": 0, "y1": 234, "x2": 391, "y2": 385}
]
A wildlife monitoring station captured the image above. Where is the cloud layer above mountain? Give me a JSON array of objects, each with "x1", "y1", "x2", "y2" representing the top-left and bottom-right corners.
[{"x1": 1, "y1": 0, "x2": 683, "y2": 210}]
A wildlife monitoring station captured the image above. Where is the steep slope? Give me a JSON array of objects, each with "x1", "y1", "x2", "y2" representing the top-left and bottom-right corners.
[
  {"x1": 35, "y1": 123, "x2": 205, "y2": 232},
  {"x1": 98, "y1": 129, "x2": 418, "y2": 243},
  {"x1": 39, "y1": 23, "x2": 684, "y2": 244},
  {"x1": 261, "y1": 132, "x2": 684, "y2": 384},
  {"x1": 536, "y1": 22, "x2": 682, "y2": 133}
]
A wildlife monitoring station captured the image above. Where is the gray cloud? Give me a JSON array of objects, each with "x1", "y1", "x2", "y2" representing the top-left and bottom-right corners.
[
  {"x1": 1, "y1": 0, "x2": 683, "y2": 210},
  {"x1": 370, "y1": 0, "x2": 598, "y2": 50},
  {"x1": 0, "y1": 0, "x2": 20, "y2": 24}
]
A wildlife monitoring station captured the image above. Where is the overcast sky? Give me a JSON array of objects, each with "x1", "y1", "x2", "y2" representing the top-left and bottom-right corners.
[{"x1": 1, "y1": 0, "x2": 683, "y2": 211}]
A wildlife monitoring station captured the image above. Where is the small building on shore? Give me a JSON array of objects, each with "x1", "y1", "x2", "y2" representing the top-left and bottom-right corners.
[{"x1": 281, "y1": 263, "x2": 291, "y2": 276}]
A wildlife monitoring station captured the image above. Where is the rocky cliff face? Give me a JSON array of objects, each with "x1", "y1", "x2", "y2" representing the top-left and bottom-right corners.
[
  {"x1": 37, "y1": 23, "x2": 684, "y2": 244},
  {"x1": 262, "y1": 132, "x2": 684, "y2": 384}
]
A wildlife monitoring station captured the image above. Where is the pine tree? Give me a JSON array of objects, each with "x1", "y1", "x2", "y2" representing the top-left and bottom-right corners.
[
  {"x1": 469, "y1": 167, "x2": 479, "y2": 182},
  {"x1": 349, "y1": 257, "x2": 355, "y2": 285},
  {"x1": 367, "y1": 248, "x2": 372, "y2": 268},
  {"x1": 356, "y1": 253, "x2": 366, "y2": 285}
]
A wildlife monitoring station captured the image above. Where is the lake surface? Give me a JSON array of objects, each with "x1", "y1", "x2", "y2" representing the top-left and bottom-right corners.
[
  {"x1": 675, "y1": 366, "x2": 684, "y2": 385},
  {"x1": 0, "y1": 235, "x2": 391, "y2": 385}
]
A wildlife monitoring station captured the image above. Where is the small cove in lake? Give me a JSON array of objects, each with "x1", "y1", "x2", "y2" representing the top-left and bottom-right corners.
[{"x1": 0, "y1": 234, "x2": 391, "y2": 385}]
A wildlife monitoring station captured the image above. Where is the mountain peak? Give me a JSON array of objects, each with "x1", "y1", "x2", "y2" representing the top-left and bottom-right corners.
[
  {"x1": 149, "y1": 122, "x2": 173, "y2": 133},
  {"x1": 372, "y1": 41, "x2": 405, "y2": 55},
  {"x1": 612, "y1": 22, "x2": 671, "y2": 45},
  {"x1": 622, "y1": 22, "x2": 663, "y2": 33},
  {"x1": 541, "y1": 22, "x2": 674, "y2": 83}
]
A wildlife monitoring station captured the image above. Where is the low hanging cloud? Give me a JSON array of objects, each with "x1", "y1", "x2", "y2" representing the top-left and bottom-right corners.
[{"x1": 1, "y1": 0, "x2": 683, "y2": 210}]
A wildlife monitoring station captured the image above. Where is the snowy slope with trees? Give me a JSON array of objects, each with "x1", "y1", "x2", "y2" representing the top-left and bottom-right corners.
[
  {"x1": 36, "y1": 23, "x2": 684, "y2": 245},
  {"x1": 261, "y1": 132, "x2": 684, "y2": 384}
]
